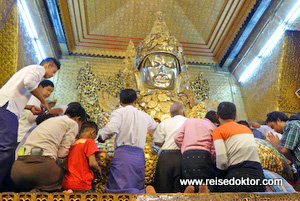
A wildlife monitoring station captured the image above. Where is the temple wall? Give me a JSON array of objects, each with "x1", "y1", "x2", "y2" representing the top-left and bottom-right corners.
[
  {"x1": 0, "y1": 5, "x2": 18, "y2": 87},
  {"x1": 233, "y1": 31, "x2": 300, "y2": 123},
  {"x1": 52, "y1": 55, "x2": 247, "y2": 120},
  {"x1": 17, "y1": 9, "x2": 39, "y2": 70}
]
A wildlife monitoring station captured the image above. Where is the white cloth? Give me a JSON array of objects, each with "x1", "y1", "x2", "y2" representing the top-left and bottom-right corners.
[
  {"x1": 22, "y1": 115, "x2": 79, "y2": 160},
  {"x1": 17, "y1": 96, "x2": 41, "y2": 142},
  {"x1": 153, "y1": 115, "x2": 187, "y2": 155},
  {"x1": 100, "y1": 105, "x2": 158, "y2": 149},
  {"x1": 256, "y1": 125, "x2": 282, "y2": 139},
  {"x1": 55, "y1": 105, "x2": 68, "y2": 115},
  {"x1": 0, "y1": 65, "x2": 45, "y2": 119}
]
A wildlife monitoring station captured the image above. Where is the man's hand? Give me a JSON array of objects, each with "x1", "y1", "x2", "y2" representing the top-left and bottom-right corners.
[
  {"x1": 251, "y1": 122, "x2": 261, "y2": 128},
  {"x1": 31, "y1": 106, "x2": 42, "y2": 115},
  {"x1": 266, "y1": 132, "x2": 280, "y2": 147},
  {"x1": 41, "y1": 102, "x2": 50, "y2": 113}
]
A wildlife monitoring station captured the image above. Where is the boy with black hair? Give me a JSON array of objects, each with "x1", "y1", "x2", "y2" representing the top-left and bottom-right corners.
[
  {"x1": 11, "y1": 102, "x2": 86, "y2": 192},
  {"x1": 63, "y1": 121, "x2": 101, "y2": 192},
  {"x1": 18, "y1": 80, "x2": 55, "y2": 143},
  {"x1": 265, "y1": 111, "x2": 300, "y2": 190},
  {"x1": 0, "y1": 57, "x2": 60, "y2": 192},
  {"x1": 98, "y1": 89, "x2": 157, "y2": 194},
  {"x1": 205, "y1": 110, "x2": 220, "y2": 126},
  {"x1": 237, "y1": 120, "x2": 264, "y2": 139},
  {"x1": 213, "y1": 102, "x2": 265, "y2": 192}
]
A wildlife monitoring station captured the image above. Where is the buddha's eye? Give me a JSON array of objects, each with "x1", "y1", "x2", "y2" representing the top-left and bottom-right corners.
[
  {"x1": 165, "y1": 62, "x2": 175, "y2": 68},
  {"x1": 152, "y1": 61, "x2": 161, "y2": 67}
]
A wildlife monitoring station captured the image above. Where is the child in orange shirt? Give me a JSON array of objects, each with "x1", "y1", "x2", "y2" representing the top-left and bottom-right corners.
[{"x1": 63, "y1": 121, "x2": 101, "y2": 192}]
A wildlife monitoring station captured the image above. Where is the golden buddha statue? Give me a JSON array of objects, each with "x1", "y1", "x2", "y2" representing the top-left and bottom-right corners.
[{"x1": 77, "y1": 12, "x2": 207, "y2": 193}]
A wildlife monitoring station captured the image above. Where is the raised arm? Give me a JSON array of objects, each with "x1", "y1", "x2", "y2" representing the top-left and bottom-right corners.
[
  {"x1": 57, "y1": 123, "x2": 78, "y2": 158},
  {"x1": 213, "y1": 130, "x2": 228, "y2": 170},
  {"x1": 153, "y1": 123, "x2": 165, "y2": 147},
  {"x1": 99, "y1": 111, "x2": 121, "y2": 141},
  {"x1": 174, "y1": 121, "x2": 186, "y2": 148}
]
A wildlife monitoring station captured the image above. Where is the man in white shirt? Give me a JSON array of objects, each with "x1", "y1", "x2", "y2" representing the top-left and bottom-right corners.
[
  {"x1": 11, "y1": 102, "x2": 86, "y2": 192},
  {"x1": 0, "y1": 57, "x2": 60, "y2": 192},
  {"x1": 98, "y1": 89, "x2": 157, "y2": 194},
  {"x1": 152, "y1": 102, "x2": 187, "y2": 193}
]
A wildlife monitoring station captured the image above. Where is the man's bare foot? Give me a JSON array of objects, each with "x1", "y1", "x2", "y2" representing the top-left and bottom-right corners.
[
  {"x1": 184, "y1": 185, "x2": 195, "y2": 193},
  {"x1": 146, "y1": 185, "x2": 156, "y2": 194},
  {"x1": 199, "y1": 184, "x2": 209, "y2": 193},
  {"x1": 63, "y1": 189, "x2": 73, "y2": 194}
]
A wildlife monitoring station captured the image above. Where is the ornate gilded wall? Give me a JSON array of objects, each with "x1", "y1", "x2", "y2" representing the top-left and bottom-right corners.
[
  {"x1": 0, "y1": 5, "x2": 18, "y2": 87},
  {"x1": 17, "y1": 7, "x2": 39, "y2": 70},
  {"x1": 236, "y1": 31, "x2": 300, "y2": 123},
  {"x1": 278, "y1": 30, "x2": 300, "y2": 114},
  {"x1": 0, "y1": 4, "x2": 39, "y2": 87},
  {"x1": 52, "y1": 56, "x2": 248, "y2": 120}
]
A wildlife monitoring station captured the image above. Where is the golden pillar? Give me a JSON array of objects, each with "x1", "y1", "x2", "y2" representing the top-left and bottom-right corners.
[
  {"x1": 241, "y1": 30, "x2": 300, "y2": 122},
  {"x1": 278, "y1": 30, "x2": 300, "y2": 114},
  {"x1": 0, "y1": 4, "x2": 18, "y2": 87}
]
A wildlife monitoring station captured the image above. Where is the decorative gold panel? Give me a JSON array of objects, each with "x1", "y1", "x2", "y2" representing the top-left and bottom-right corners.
[
  {"x1": 0, "y1": 5, "x2": 18, "y2": 87},
  {"x1": 240, "y1": 30, "x2": 300, "y2": 123},
  {"x1": 278, "y1": 30, "x2": 300, "y2": 114},
  {"x1": 57, "y1": 0, "x2": 256, "y2": 64}
]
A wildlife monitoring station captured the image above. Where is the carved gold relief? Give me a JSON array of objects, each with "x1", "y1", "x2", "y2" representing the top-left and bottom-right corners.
[{"x1": 0, "y1": 5, "x2": 18, "y2": 87}]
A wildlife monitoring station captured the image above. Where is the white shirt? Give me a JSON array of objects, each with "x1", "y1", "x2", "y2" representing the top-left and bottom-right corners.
[
  {"x1": 17, "y1": 96, "x2": 41, "y2": 142},
  {"x1": 256, "y1": 125, "x2": 282, "y2": 139},
  {"x1": 100, "y1": 105, "x2": 158, "y2": 149},
  {"x1": 0, "y1": 65, "x2": 45, "y2": 119},
  {"x1": 153, "y1": 115, "x2": 187, "y2": 155},
  {"x1": 22, "y1": 115, "x2": 79, "y2": 160}
]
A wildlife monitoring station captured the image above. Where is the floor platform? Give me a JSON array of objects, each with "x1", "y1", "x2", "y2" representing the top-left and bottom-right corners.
[{"x1": 1, "y1": 193, "x2": 300, "y2": 201}]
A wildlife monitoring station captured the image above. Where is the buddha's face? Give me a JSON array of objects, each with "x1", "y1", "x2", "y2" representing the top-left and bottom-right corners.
[{"x1": 139, "y1": 53, "x2": 179, "y2": 90}]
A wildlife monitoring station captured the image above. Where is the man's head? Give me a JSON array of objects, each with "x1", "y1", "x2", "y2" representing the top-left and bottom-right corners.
[
  {"x1": 265, "y1": 111, "x2": 289, "y2": 133},
  {"x1": 217, "y1": 102, "x2": 236, "y2": 121},
  {"x1": 205, "y1": 110, "x2": 219, "y2": 126},
  {"x1": 170, "y1": 102, "x2": 186, "y2": 117},
  {"x1": 36, "y1": 114, "x2": 55, "y2": 125},
  {"x1": 79, "y1": 121, "x2": 99, "y2": 139},
  {"x1": 40, "y1": 57, "x2": 61, "y2": 79},
  {"x1": 65, "y1": 102, "x2": 87, "y2": 127},
  {"x1": 38, "y1": 80, "x2": 54, "y2": 99},
  {"x1": 290, "y1": 112, "x2": 300, "y2": 121},
  {"x1": 120, "y1": 89, "x2": 137, "y2": 105},
  {"x1": 237, "y1": 120, "x2": 250, "y2": 128}
]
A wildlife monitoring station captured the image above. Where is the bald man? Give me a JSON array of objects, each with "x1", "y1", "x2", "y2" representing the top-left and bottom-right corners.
[{"x1": 152, "y1": 103, "x2": 187, "y2": 193}]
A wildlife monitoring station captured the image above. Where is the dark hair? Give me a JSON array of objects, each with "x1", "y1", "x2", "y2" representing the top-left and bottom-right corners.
[
  {"x1": 120, "y1": 89, "x2": 137, "y2": 104},
  {"x1": 40, "y1": 57, "x2": 61, "y2": 70},
  {"x1": 205, "y1": 110, "x2": 219, "y2": 125},
  {"x1": 290, "y1": 112, "x2": 300, "y2": 121},
  {"x1": 39, "y1": 80, "x2": 54, "y2": 88},
  {"x1": 237, "y1": 120, "x2": 250, "y2": 128},
  {"x1": 65, "y1": 102, "x2": 87, "y2": 121},
  {"x1": 80, "y1": 121, "x2": 98, "y2": 134},
  {"x1": 266, "y1": 111, "x2": 289, "y2": 123},
  {"x1": 36, "y1": 114, "x2": 55, "y2": 125},
  {"x1": 217, "y1": 102, "x2": 236, "y2": 120}
]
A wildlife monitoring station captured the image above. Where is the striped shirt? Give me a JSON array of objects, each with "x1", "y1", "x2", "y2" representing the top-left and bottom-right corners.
[
  {"x1": 213, "y1": 121, "x2": 262, "y2": 170},
  {"x1": 280, "y1": 120, "x2": 300, "y2": 168},
  {"x1": 263, "y1": 169, "x2": 295, "y2": 192}
]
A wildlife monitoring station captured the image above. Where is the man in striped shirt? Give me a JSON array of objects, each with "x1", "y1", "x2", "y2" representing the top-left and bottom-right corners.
[
  {"x1": 213, "y1": 102, "x2": 265, "y2": 192},
  {"x1": 266, "y1": 111, "x2": 300, "y2": 191}
]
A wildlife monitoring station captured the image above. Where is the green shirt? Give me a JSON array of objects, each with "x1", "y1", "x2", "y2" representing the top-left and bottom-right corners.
[{"x1": 280, "y1": 120, "x2": 300, "y2": 167}]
